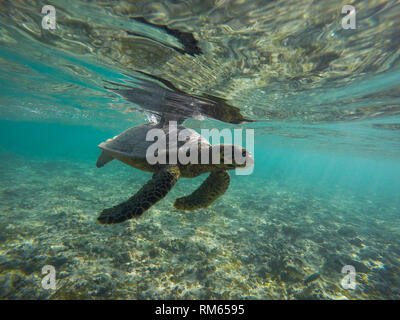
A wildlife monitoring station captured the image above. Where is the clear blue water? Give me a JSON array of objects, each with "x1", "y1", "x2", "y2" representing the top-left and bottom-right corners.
[{"x1": 1, "y1": 0, "x2": 400, "y2": 299}]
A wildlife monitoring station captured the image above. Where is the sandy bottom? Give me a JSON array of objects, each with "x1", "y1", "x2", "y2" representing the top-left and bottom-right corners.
[{"x1": 1, "y1": 153, "x2": 399, "y2": 299}]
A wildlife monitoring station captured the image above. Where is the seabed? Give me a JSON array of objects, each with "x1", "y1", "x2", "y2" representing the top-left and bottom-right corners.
[{"x1": 1, "y1": 152, "x2": 399, "y2": 299}]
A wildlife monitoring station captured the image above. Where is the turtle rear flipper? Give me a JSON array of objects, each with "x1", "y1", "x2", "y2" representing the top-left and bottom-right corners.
[
  {"x1": 98, "y1": 165, "x2": 180, "y2": 224},
  {"x1": 96, "y1": 151, "x2": 114, "y2": 168},
  {"x1": 174, "y1": 170, "x2": 230, "y2": 210}
]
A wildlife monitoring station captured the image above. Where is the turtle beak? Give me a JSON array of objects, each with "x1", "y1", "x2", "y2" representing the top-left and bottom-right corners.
[{"x1": 244, "y1": 152, "x2": 254, "y2": 168}]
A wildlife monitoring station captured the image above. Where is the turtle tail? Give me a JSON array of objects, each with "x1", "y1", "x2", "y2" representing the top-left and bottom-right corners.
[{"x1": 96, "y1": 151, "x2": 114, "y2": 168}]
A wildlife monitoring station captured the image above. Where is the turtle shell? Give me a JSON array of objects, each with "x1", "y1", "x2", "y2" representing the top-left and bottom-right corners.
[{"x1": 98, "y1": 123, "x2": 209, "y2": 163}]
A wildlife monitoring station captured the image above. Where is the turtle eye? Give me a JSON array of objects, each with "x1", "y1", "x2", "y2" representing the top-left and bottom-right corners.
[
  {"x1": 186, "y1": 149, "x2": 190, "y2": 157},
  {"x1": 242, "y1": 150, "x2": 247, "y2": 157}
]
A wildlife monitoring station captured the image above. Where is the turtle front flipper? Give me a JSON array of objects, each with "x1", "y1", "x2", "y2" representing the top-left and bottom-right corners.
[
  {"x1": 98, "y1": 165, "x2": 180, "y2": 224},
  {"x1": 174, "y1": 170, "x2": 230, "y2": 210}
]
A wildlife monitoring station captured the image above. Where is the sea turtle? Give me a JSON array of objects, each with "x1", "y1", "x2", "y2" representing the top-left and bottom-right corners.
[{"x1": 96, "y1": 122, "x2": 254, "y2": 224}]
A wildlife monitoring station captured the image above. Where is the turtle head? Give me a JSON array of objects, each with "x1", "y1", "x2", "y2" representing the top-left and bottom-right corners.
[{"x1": 211, "y1": 144, "x2": 254, "y2": 170}]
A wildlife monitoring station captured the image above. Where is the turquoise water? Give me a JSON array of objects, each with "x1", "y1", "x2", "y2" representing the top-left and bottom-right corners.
[{"x1": 1, "y1": 0, "x2": 400, "y2": 299}]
